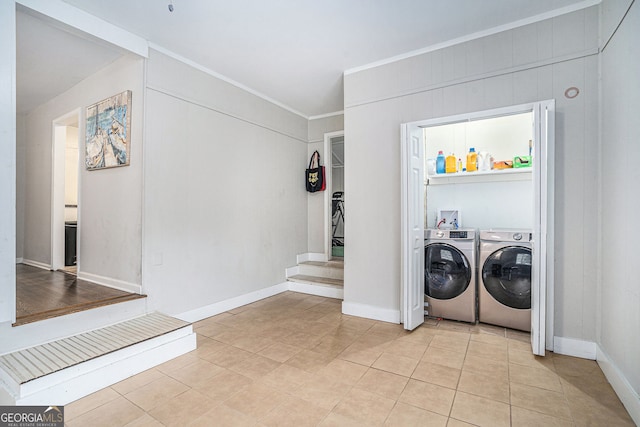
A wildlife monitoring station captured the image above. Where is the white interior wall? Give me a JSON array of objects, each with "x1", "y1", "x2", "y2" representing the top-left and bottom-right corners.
[
  {"x1": 64, "y1": 125, "x2": 78, "y2": 222},
  {"x1": 307, "y1": 115, "x2": 344, "y2": 254},
  {"x1": 424, "y1": 113, "x2": 534, "y2": 231},
  {"x1": 16, "y1": 113, "x2": 26, "y2": 261},
  {"x1": 143, "y1": 50, "x2": 309, "y2": 317},
  {"x1": 426, "y1": 180, "x2": 533, "y2": 230},
  {"x1": 599, "y1": 0, "x2": 640, "y2": 417},
  {"x1": 343, "y1": 6, "x2": 599, "y2": 342},
  {"x1": 425, "y1": 112, "x2": 533, "y2": 168},
  {"x1": 332, "y1": 145, "x2": 345, "y2": 244},
  {"x1": 0, "y1": 1, "x2": 16, "y2": 323},
  {"x1": 332, "y1": 164, "x2": 344, "y2": 192},
  {"x1": 21, "y1": 54, "x2": 144, "y2": 288}
]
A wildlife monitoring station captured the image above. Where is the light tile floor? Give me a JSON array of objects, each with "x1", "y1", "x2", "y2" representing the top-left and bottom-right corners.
[{"x1": 65, "y1": 292, "x2": 635, "y2": 426}]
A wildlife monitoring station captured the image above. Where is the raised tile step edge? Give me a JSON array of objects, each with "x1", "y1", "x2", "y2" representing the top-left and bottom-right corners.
[
  {"x1": 287, "y1": 274, "x2": 344, "y2": 287},
  {"x1": 0, "y1": 316, "x2": 196, "y2": 406},
  {"x1": 287, "y1": 279, "x2": 344, "y2": 300},
  {"x1": 300, "y1": 260, "x2": 344, "y2": 269},
  {"x1": 296, "y1": 263, "x2": 344, "y2": 280}
]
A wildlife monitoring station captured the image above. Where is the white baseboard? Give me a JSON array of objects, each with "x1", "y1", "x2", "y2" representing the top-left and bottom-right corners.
[
  {"x1": 288, "y1": 281, "x2": 343, "y2": 299},
  {"x1": 21, "y1": 259, "x2": 51, "y2": 270},
  {"x1": 553, "y1": 336, "x2": 596, "y2": 360},
  {"x1": 296, "y1": 252, "x2": 329, "y2": 263},
  {"x1": 597, "y1": 345, "x2": 640, "y2": 426},
  {"x1": 77, "y1": 272, "x2": 142, "y2": 294},
  {"x1": 15, "y1": 257, "x2": 23, "y2": 264},
  {"x1": 175, "y1": 282, "x2": 289, "y2": 323},
  {"x1": 342, "y1": 301, "x2": 401, "y2": 324}
]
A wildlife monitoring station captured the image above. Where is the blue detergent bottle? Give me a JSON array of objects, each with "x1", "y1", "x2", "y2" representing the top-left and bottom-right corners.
[{"x1": 436, "y1": 151, "x2": 445, "y2": 174}]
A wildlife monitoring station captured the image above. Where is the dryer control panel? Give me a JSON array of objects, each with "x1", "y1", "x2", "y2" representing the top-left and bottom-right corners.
[{"x1": 449, "y1": 231, "x2": 468, "y2": 239}]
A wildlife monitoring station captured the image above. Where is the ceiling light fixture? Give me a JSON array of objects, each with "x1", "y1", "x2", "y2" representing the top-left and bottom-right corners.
[{"x1": 168, "y1": 2, "x2": 174, "y2": 12}]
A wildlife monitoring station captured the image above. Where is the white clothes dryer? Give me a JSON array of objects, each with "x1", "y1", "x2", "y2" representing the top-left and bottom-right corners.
[
  {"x1": 424, "y1": 228, "x2": 477, "y2": 323},
  {"x1": 478, "y1": 229, "x2": 532, "y2": 331}
]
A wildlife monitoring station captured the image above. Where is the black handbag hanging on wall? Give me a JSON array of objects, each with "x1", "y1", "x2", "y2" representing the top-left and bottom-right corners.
[{"x1": 306, "y1": 150, "x2": 326, "y2": 193}]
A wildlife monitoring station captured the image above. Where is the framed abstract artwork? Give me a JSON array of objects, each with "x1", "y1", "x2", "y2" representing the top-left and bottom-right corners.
[{"x1": 85, "y1": 90, "x2": 132, "y2": 170}]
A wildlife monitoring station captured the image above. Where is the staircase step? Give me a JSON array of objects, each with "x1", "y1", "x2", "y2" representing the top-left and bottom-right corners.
[
  {"x1": 302, "y1": 260, "x2": 344, "y2": 269},
  {"x1": 296, "y1": 261, "x2": 344, "y2": 280},
  {"x1": 287, "y1": 274, "x2": 343, "y2": 287},
  {"x1": 0, "y1": 312, "x2": 196, "y2": 405},
  {"x1": 286, "y1": 275, "x2": 344, "y2": 300}
]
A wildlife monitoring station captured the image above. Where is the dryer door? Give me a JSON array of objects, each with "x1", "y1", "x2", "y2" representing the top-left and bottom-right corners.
[
  {"x1": 424, "y1": 243, "x2": 471, "y2": 300},
  {"x1": 482, "y1": 246, "x2": 532, "y2": 309}
]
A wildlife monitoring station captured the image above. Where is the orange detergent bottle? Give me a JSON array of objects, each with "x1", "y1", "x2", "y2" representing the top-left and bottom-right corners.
[
  {"x1": 445, "y1": 153, "x2": 457, "y2": 173},
  {"x1": 466, "y1": 148, "x2": 478, "y2": 172}
]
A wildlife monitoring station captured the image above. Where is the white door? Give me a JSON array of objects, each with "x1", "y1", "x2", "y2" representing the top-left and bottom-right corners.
[
  {"x1": 401, "y1": 124, "x2": 425, "y2": 330},
  {"x1": 531, "y1": 100, "x2": 555, "y2": 356}
]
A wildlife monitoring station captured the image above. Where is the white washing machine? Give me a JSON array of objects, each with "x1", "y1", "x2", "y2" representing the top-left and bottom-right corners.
[
  {"x1": 424, "y1": 228, "x2": 477, "y2": 323},
  {"x1": 479, "y1": 229, "x2": 532, "y2": 331}
]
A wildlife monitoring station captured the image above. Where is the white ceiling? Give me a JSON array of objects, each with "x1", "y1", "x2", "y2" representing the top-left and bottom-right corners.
[{"x1": 19, "y1": 0, "x2": 593, "y2": 117}]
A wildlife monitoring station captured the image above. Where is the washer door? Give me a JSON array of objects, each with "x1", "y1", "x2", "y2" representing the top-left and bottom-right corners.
[
  {"x1": 424, "y1": 243, "x2": 471, "y2": 300},
  {"x1": 482, "y1": 246, "x2": 532, "y2": 309}
]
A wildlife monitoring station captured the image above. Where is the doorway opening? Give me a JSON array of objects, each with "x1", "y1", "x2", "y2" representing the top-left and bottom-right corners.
[
  {"x1": 13, "y1": 108, "x2": 146, "y2": 326},
  {"x1": 324, "y1": 131, "x2": 345, "y2": 260},
  {"x1": 401, "y1": 101, "x2": 555, "y2": 356},
  {"x1": 52, "y1": 109, "x2": 80, "y2": 274}
]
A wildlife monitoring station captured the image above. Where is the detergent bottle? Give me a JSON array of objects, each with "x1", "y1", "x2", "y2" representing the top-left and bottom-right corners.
[
  {"x1": 445, "y1": 153, "x2": 457, "y2": 173},
  {"x1": 466, "y1": 147, "x2": 478, "y2": 172},
  {"x1": 436, "y1": 151, "x2": 445, "y2": 174}
]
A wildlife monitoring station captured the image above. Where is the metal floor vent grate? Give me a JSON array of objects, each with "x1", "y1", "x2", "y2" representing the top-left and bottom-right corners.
[{"x1": 0, "y1": 312, "x2": 190, "y2": 385}]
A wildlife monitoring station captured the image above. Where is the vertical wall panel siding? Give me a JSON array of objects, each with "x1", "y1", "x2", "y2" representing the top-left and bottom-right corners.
[
  {"x1": 343, "y1": 7, "x2": 599, "y2": 343},
  {"x1": 600, "y1": 0, "x2": 640, "y2": 397}
]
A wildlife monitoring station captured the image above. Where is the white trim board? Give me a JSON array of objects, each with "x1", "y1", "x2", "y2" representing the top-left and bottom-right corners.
[
  {"x1": 148, "y1": 43, "x2": 307, "y2": 119},
  {"x1": 146, "y1": 86, "x2": 308, "y2": 144},
  {"x1": 553, "y1": 336, "x2": 597, "y2": 360},
  {"x1": 77, "y1": 272, "x2": 142, "y2": 294},
  {"x1": 597, "y1": 345, "x2": 640, "y2": 426},
  {"x1": 344, "y1": 0, "x2": 600, "y2": 75},
  {"x1": 308, "y1": 110, "x2": 344, "y2": 121},
  {"x1": 175, "y1": 282, "x2": 289, "y2": 323},
  {"x1": 176, "y1": 281, "x2": 396, "y2": 326},
  {"x1": 346, "y1": 48, "x2": 598, "y2": 111},
  {"x1": 20, "y1": 259, "x2": 51, "y2": 271},
  {"x1": 342, "y1": 301, "x2": 401, "y2": 324},
  {"x1": 287, "y1": 282, "x2": 343, "y2": 300},
  {"x1": 175, "y1": 280, "x2": 345, "y2": 324}
]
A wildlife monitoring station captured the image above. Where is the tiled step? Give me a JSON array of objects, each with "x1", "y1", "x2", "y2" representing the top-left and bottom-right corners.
[
  {"x1": 297, "y1": 261, "x2": 344, "y2": 280},
  {"x1": 286, "y1": 274, "x2": 343, "y2": 299},
  {"x1": 287, "y1": 274, "x2": 343, "y2": 287},
  {"x1": 0, "y1": 312, "x2": 196, "y2": 405},
  {"x1": 303, "y1": 260, "x2": 344, "y2": 269}
]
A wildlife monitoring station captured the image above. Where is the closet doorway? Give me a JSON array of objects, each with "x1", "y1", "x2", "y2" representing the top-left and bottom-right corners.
[
  {"x1": 401, "y1": 101, "x2": 555, "y2": 356},
  {"x1": 324, "y1": 131, "x2": 345, "y2": 260}
]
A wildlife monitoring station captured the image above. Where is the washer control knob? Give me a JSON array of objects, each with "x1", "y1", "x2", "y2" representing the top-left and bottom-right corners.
[
  {"x1": 513, "y1": 233, "x2": 523, "y2": 241},
  {"x1": 436, "y1": 231, "x2": 445, "y2": 238}
]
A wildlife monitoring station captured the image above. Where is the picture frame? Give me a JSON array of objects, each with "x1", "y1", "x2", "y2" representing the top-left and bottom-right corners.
[{"x1": 85, "y1": 90, "x2": 132, "y2": 170}]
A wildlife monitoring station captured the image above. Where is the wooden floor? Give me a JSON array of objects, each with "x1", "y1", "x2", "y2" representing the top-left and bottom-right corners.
[{"x1": 15, "y1": 264, "x2": 146, "y2": 326}]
